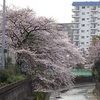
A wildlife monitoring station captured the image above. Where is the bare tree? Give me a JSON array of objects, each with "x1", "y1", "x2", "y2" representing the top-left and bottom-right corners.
[{"x1": 0, "y1": 7, "x2": 84, "y2": 92}]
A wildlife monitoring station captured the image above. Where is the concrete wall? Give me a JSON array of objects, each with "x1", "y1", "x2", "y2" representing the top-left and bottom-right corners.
[
  {"x1": 0, "y1": 78, "x2": 32, "y2": 100},
  {"x1": 0, "y1": 76, "x2": 94, "y2": 100},
  {"x1": 75, "y1": 76, "x2": 94, "y2": 84}
]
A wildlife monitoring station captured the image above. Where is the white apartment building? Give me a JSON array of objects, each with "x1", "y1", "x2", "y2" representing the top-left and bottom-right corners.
[{"x1": 72, "y1": 1, "x2": 100, "y2": 57}]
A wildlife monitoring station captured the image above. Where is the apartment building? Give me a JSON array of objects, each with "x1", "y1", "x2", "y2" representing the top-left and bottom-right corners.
[
  {"x1": 57, "y1": 23, "x2": 73, "y2": 43},
  {"x1": 72, "y1": 1, "x2": 100, "y2": 57}
]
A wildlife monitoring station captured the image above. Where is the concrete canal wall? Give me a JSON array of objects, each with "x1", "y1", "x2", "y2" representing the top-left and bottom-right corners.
[
  {"x1": 0, "y1": 78, "x2": 32, "y2": 100},
  {"x1": 0, "y1": 75, "x2": 94, "y2": 100},
  {"x1": 75, "y1": 76, "x2": 94, "y2": 84}
]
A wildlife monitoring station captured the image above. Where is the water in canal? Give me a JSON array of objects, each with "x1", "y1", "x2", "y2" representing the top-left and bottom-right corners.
[{"x1": 50, "y1": 85, "x2": 94, "y2": 100}]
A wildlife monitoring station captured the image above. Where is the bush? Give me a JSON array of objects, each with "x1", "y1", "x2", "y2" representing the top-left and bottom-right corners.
[
  {"x1": 6, "y1": 56, "x2": 12, "y2": 67},
  {"x1": 0, "y1": 67, "x2": 26, "y2": 86},
  {"x1": 7, "y1": 74, "x2": 26, "y2": 84},
  {"x1": 0, "y1": 69, "x2": 9, "y2": 83},
  {"x1": 92, "y1": 61, "x2": 100, "y2": 82}
]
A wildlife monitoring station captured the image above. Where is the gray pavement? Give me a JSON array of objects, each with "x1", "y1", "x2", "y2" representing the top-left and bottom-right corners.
[
  {"x1": 49, "y1": 84, "x2": 98, "y2": 100},
  {"x1": 87, "y1": 88, "x2": 98, "y2": 100}
]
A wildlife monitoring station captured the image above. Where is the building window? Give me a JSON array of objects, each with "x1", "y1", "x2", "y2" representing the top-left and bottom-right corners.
[
  {"x1": 87, "y1": 30, "x2": 89, "y2": 32},
  {"x1": 91, "y1": 24, "x2": 96, "y2": 28},
  {"x1": 87, "y1": 36, "x2": 89, "y2": 38},
  {"x1": 82, "y1": 24, "x2": 85, "y2": 27},
  {"x1": 81, "y1": 42, "x2": 84, "y2": 44},
  {"x1": 82, "y1": 6, "x2": 85, "y2": 9},
  {"x1": 91, "y1": 30, "x2": 96, "y2": 34},
  {"x1": 82, "y1": 18, "x2": 85, "y2": 21},
  {"x1": 86, "y1": 42, "x2": 89, "y2": 44},
  {"x1": 74, "y1": 36, "x2": 79, "y2": 40},
  {"x1": 75, "y1": 6, "x2": 79, "y2": 10},
  {"x1": 82, "y1": 12, "x2": 85, "y2": 15},
  {"x1": 81, "y1": 30, "x2": 85, "y2": 32},
  {"x1": 81, "y1": 36, "x2": 85, "y2": 38},
  {"x1": 74, "y1": 41, "x2": 79, "y2": 46},
  {"x1": 92, "y1": 6, "x2": 96, "y2": 10},
  {"x1": 81, "y1": 48, "x2": 84, "y2": 51},
  {"x1": 87, "y1": 12, "x2": 89, "y2": 14}
]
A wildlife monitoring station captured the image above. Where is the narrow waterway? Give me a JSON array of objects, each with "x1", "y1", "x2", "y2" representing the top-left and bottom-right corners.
[{"x1": 50, "y1": 85, "x2": 96, "y2": 100}]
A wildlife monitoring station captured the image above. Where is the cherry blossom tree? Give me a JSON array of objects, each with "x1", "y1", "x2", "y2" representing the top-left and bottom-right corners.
[{"x1": 0, "y1": 7, "x2": 84, "y2": 92}]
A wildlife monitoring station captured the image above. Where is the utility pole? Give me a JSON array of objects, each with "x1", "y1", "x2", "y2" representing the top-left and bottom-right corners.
[{"x1": 1, "y1": 0, "x2": 6, "y2": 69}]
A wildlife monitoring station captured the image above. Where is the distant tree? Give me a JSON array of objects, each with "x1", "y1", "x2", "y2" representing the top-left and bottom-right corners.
[
  {"x1": 0, "y1": 7, "x2": 84, "y2": 92},
  {"x1": 88, "y1": 36, "x2": 100, "y2": 82},
  {"x1": 88, "y1": 36, "x2": 100, "y2": 64}
]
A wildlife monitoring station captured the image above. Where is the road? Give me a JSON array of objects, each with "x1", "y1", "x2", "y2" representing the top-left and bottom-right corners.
[{"x1": 50, "y1": 85, "x2": 98, "y2": 100}]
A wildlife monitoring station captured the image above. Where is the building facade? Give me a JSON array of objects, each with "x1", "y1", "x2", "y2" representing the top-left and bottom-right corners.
[
  {"x1": 57, "y1": 23, "x2": 73, "y2": 43},
  {"x1": 72, "y1": 1, "x2": 100, "y2": 57}
]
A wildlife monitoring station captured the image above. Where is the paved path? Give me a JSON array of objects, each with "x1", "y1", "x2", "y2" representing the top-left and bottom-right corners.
[
  {"x1": 49, "y1": 84, "x2": 98, "y2": 100},
  {"x1": 87, "y1": 87, "x2": 98, "y2": 100}
]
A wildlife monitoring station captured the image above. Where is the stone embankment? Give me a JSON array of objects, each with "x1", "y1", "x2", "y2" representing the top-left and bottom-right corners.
[{"x1": 0, "y1": 78, "x2": 32, "y2": 100}]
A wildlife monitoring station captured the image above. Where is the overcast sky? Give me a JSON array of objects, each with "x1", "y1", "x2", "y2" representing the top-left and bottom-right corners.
[{"x1": 0, "y1": 0, "x2": 99, "y2": 23}]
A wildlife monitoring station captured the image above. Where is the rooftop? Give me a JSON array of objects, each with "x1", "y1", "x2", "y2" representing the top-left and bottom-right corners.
[{"x1": 72, "y1": 1, "x2": 100, "y2": 6}]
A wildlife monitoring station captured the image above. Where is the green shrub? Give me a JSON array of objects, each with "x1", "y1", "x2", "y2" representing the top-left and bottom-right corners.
[
  {"x1": 0, "y1": 69, "x2": 9, "y2": 83},
  {"x1": 0, "y1": 67, "x2": 26, "y2": 85},
  {"x1": 7, "y1": 75, "x2": 26, "y2": 84},
  {"x1": 6, "y1": 56, "x2": 12, "y2": 67},
  {"x1": 92, "y1": 61, "x2": 100, "y2": 81}
]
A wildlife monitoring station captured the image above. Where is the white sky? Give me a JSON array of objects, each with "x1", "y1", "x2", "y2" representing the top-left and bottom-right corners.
[{"x1": 0, "y1": 0, "x2": 99, "y2": 23}]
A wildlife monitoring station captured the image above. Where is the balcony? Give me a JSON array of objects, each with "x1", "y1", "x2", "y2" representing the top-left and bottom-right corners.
[
  {"x1": 90, "y1": 26, "x2": 97, "y2": 30},
  {"x1": 91, "y1": 29, "x2": 96, "y2": 34},
  {"x1": 73, "y1": 32, "x2": 79, "y2": 35},
  {"x1": 72, "y1": 20, "x2": 79, "y2": 23},
  {"x1": 91, "y1": 9, "x2": 97, "y2": 12},
  {"x1": 72, "y1": 14, "x2": 80, "y2": 18},
  {"x1": 90, "y1": 32, "x2": 96, "y2": 35},
  {"x1": 73, "y1": 39, "x2": 79, "y2": 41},
  {"x1": 72, "y1": 9, "x2": 80, "y2": 12},
  {"x1": 91, "y1": 14, "x2": 98, "y2": 18},
  {"x1": 71, "y1": 26, "x2": 79, "y2": 30},
  {"x1": 90, "y1": 20, "x2": 97, "y2": 23}
]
